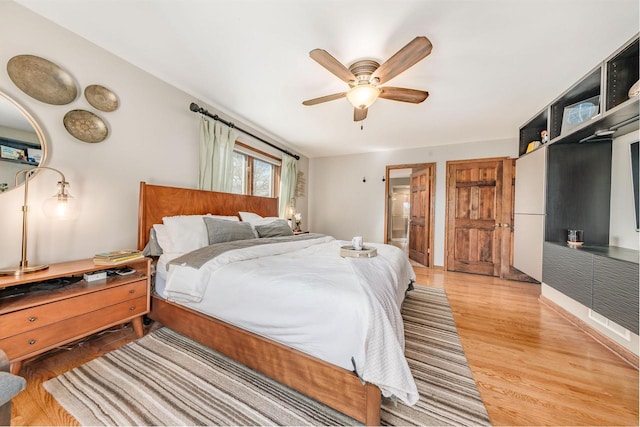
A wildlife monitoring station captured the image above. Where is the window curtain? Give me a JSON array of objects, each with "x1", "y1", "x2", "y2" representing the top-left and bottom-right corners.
[
  {"x1": 199, "y1": 117, "x2": 238, "y2": 192},
  {"x1": 279, "y1": 154, "x2": 297, "y2": 218}
]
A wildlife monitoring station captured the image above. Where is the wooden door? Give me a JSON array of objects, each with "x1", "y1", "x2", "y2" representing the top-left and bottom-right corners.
[
  {"x1": 445, "y1": 158, "x2": 513, "y2": 276},
  {"x1": 409, "y1": 168, "x2": 429, "y2": 266}
]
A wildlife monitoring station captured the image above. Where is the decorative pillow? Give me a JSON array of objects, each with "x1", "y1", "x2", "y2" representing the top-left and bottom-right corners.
[
  {"x1": 162, "y1": 215, "x2": 210, "y2": 253},
  {"x1": 254, "y1": 219, "x2": 294, "y2": 238},
  {"x1": 203, "y1": 217, "x2": 255, "y2": 244},
  {"x1": 251, "y1": 217, "x2": 281, "y2": 226},
  {"x1": 153, "y1": 224, "x2": 172, "y2": 253},
  {"x1": 239, "y1": 212, "x2": 282, "y2": 237},
  {"x1": 238, "y1": 211, "x2": 263, "y2": 223},
  {"x1": 142, "y1": 227, "x2": 164, "y2": 256},
  {"x1": 210, "y1": 215, "x2": 240, "y2": 222}
]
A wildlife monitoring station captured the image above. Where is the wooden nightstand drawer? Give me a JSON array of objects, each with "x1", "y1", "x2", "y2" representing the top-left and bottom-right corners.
[
  {"x1": 0, "y1": 280, "x2": 147, "y2": 339},
  {"x1": 0, "y1": 295, "x2": 147, "y2": 361},
  {"x1": 0, "y1": 258, "x2": 150, "y2": 374}
]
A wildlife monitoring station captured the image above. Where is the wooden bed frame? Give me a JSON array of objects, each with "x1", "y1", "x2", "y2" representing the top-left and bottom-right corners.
[{"x1": 137, "y1": 182, "x2": 381, "y2": 425}]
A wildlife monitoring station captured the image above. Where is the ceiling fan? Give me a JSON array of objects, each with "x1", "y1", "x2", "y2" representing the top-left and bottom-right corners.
[{"x1": 302, "y1": 36, "x2": 432, "y2": 122}]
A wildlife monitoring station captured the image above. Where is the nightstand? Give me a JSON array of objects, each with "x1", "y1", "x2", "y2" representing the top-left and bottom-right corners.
[
  {"x1": 0, "y1": 257, "x2": 150, "y2": 374},
  {"x1": 293, "y1": 230, "x2": 309, "y2": 235}
]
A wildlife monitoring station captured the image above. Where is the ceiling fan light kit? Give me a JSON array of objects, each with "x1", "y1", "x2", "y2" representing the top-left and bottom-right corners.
[
  {"x1": 346, "y1": 84, "x2": 380, "y2": 109},
  {"x1": 303, "y1": 36, "x2": 432, "y2": 122}
]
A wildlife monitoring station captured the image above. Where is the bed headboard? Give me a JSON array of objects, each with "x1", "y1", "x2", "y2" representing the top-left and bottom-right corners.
[{"x1": 137, "y1": 182, "x2": 279, "y2": 250}]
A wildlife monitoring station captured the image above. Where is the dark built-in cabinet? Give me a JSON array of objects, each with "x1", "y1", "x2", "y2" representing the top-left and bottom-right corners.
[
  {"x1": 543, "y1": 242, "x2": 639, "y2": 334},
  {"x1": 545, "y1": 142, "x2": 612, "y2": 245},
  {"x1": 518, "y1": 34, "x2": 639, "y2": 336}
]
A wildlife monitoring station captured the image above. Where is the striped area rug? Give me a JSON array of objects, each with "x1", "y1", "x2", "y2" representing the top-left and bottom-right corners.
[
  {"x1": 44, "y1": 286, "x2": 490, "y2": 426},
  {"x1": 382, "y1": 286, "x2": 490, "y2": 426}
]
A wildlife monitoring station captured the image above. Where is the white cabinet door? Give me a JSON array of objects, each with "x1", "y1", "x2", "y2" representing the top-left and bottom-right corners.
[
  {"x1": 514, "y1": 146, "x2": 547, "y2": 214},
  {"x1": 513, "y1": 213, "x2": 545, "y2": 281}
]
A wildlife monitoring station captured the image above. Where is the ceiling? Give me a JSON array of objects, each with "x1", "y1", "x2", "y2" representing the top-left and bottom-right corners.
[{"x1": 15, "y1": 0, "x2": 640, "y2": 158}]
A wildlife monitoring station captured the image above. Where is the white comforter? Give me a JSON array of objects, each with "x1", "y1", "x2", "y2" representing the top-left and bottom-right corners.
[{"x1": 162, "y1": 235, "x2": 419, "y2": 405}]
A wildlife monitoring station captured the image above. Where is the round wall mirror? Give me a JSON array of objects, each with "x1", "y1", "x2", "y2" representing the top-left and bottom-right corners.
[{"x1": 0, "y1": 90, "x2": 47, "y2": 193}]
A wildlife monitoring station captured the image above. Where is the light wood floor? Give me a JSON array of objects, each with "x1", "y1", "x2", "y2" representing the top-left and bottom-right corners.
[
  {"x1": 414, "y1": 267, "x2": 638, "y2": 426},
  {"x1": 10, "y1": 268, "x2": 639, "y2": 426}
]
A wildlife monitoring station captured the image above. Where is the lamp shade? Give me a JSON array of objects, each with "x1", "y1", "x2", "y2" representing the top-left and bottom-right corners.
[
  {"x1": 346, "y1": 84, "x2": 380, "y2": 109},
  {"x1": 42, "y1": 182, "x2": 80, "y2": 220}
]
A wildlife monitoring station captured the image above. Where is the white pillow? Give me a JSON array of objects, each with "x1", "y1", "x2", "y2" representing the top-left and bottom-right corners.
[
  {"x1": 153, "y1": 224, "x2": 173, "y2": 253},
  {"x1": 162, "y1": 214, "x2": 239, "y2": 254},
  {"x1": 162, "y1": 215, "x2": 211, "y2": 253},
  {"x1": 239, "y1": 212, "x2": 280, "y2": 225},
  {"x1": 239, "y1": 211, "x2": 263, "y2": 223}
]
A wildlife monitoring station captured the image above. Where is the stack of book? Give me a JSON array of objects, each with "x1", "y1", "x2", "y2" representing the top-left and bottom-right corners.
[{"x1": 93, "y1": 249, "x2": 144, "y2": 265}]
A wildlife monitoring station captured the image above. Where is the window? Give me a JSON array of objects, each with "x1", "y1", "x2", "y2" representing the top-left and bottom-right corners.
[
  {"x1": 231, "y1": 142, "x2": 280, "y2": 197},
  {"x1": 231, "y1": 152, "x2": 246, "y2": 194},
  {"x1": 252, "y1": 158, "x2": 274, "y2": 197}
]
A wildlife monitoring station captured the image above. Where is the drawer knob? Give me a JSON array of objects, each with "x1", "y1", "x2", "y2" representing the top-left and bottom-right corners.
[
  {"x1": 28, "y1": 339, "x2": 36, "y2": 345},
  {"x1": 129, "y1": 306, "x2": 135, "y2": 311},
  {"x1": 129, "y1": 289, "x2": 135, "y2": 294},
  {"x1": 28, "y1": 316, "x2": 37, "y2": 322}
]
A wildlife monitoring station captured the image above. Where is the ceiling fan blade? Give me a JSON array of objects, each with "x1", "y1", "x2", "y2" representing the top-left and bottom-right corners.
[
  {"x1": 302, "y1": 92, "x2": 346, "y2": 106},
  {"x1": 379, "y1": 87, "x2": 429, "y2": 103},
  {"x1": 309, "y1": 49, "x2": 357, "y2": 84},
  {"x1": 354, "y1": 107, "x2": 368, "y2": 122},
  {"x1": 371, "y1": 36, "x2": 432, "y2": 85}
]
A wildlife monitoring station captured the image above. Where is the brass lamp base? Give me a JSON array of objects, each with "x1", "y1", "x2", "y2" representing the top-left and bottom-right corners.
[{"x1": 0, "y1": 264, "x2": 49, "y2": 276}]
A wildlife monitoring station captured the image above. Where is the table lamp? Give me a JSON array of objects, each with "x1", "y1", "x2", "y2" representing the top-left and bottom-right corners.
[{"x1": 0, "y1": 166, "x2": 80, "y2": 275}]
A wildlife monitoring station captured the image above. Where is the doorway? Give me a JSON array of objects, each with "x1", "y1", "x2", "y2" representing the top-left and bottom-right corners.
[
  {"x1": 384, "y1": 163, "x2": 435, "y2": 267},
  {"x1": 389, "y1": 182, "x2": 410, "y2": 249}
]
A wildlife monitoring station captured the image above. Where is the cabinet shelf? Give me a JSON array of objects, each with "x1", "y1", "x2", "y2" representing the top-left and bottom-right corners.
[
  {"x1": 0, "y1": 157, "x2": 38, "y2": 166},
  {"x1": 519, "y1": 34, "x2": 639, "y2": 157},
  {"x1": 549, "y1": 67, "x2": 601, "y2": 141},
  {"x1": 551, "y1": 95, "x2": 638, "y2": 146},
  {"x1": 0, "y1": 136, "x2": 41, "y2": 166},
  {"x1": 518, "y1": 108, "x2": 548, "y2": 156},
  {"x1": 606, "y1": 36, "x2": 639, "y2": 111}
]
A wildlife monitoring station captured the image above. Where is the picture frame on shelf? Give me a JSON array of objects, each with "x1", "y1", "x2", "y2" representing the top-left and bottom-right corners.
[
  {"x1": 0, "y1": 145, "x2": 26, "y2": 160},
  {"x1": 26, "y1": 147, "x2": 42, "y2": 163},
  {"x1": 561, "y1": 95, "x2": 600, "y2": 135}
]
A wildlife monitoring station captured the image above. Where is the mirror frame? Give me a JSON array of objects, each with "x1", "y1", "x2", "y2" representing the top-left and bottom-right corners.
[{"x1": 0, "y1": 89, "x2": 48, "y2": 193}]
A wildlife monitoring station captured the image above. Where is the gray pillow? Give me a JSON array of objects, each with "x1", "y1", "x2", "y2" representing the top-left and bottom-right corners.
[
  {"x1": 142, "y1": 227, "x2": 163, "y2": 256},
  {"x1": 203, "y1": 217, "x2": 255, "y2": 244},
  {"x1": 254, "y1": 219, "x2": 294, "y2": 238}
]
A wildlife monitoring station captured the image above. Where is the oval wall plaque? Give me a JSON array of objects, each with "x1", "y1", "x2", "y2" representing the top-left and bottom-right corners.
[
  {"x1": 7, "y1": 55, "x2": 78, "y2": 105},
  {"x1": 85, "y1": 84, "x2": 119, "y2": 112},
  {"x1": 63, "y1": 109, "x2": 109, "y2": 143}
]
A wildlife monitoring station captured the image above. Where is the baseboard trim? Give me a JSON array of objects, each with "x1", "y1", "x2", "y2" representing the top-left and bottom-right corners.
[{"x1": 540, "y1": 295, "x2": 639, "y2": 369}]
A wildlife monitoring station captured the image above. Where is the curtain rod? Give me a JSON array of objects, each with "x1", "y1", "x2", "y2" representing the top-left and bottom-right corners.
[{"x1": 189, "y1": 102, "x2": 300, "y2": 160}]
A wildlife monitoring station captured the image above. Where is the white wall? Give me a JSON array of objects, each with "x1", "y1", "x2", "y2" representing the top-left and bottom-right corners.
[
  {"x1": 0, "y1": 2, "x2": 306, "y2": 267},
  {"x1": 309, "y1": 138, "x2": 518, "y2": 266},
  {"x1": 610, "y1": 131, "x2": 639, "y2": 250}
]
